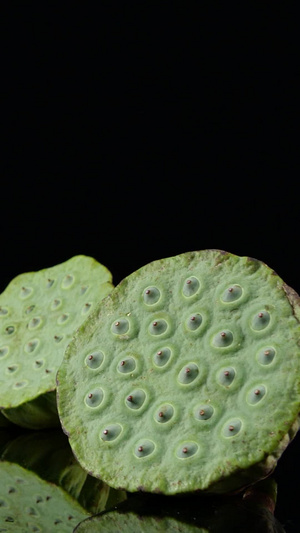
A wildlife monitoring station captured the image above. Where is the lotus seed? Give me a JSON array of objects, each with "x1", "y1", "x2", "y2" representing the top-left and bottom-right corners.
[
  {"x1": 251, "y1": 310, "x2": 271, "y2": 331},
  {"x1": 185, "y1": 313, "x2": 202, "y2": 331},
  {"x1": 178, "y1": 363, "x2": 199, "y2": 384},
  {"x1": 153, "y1": 347, "x2": 172, "y2": 367},
  {"x1": 125, "y1": 389, "x2": 146, "y2": 409},
  {"x1": 213, "y1": 329, "x2": 234, "y2": 347},
  {"x1": 256, "y1": 346, "x2": 276, "y2": 366},
  {"x1": 221, "y1": 284, "x2": 243, "y2": 303},
  {"x1": 182, "y1": 276, "x2": 200, "y2": 297},
  {"x1": 143, "y1": 286, "x2": 161, "y2": 305},
  {"x1": 111, "y1": 318, "x2": 130, "y2": 335},
  {"x1": 149, "y1": 319, "x2": 168, "y2": 336}
]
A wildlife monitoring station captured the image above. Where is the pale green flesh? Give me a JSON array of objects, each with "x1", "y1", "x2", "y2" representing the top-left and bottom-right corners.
[
  {"x1": 75, "y1": 512, "x2": 207, "y2": 532},
  {"x1": 0, "y1": 461, "x2": 89, "y2": 532},
  {"x1": 57, "y1": 250, "x2": 300, "y2": 494},
  {"x1": 0, "y1": 255, "x2": 113, "y2": 415}
]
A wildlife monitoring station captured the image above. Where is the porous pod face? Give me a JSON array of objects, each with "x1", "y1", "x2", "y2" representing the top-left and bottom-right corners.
[
  {"x1": 57, "y1": 250, "x2": 300, "y2": 494},
  {"x1": 0, "y1": 255, "x2": 113, "y2": 428},
  {"x1": 0, "y1": 461, "x2": 89, "y2": 531}
]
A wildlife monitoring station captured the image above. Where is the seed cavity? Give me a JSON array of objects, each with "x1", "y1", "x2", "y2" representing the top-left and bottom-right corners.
[
  {"x1": 85, "y1": 350, "x2": 105, "y2": 370},
  {"x1": 81, "y1": 302, "x2": 92, "y2": 315},
  {"x1": 218, "y1": 367, "x2": 236, "y2": 387},
  {"x1": 25, "y1": 304, "x2": 35, "y2": 314},
  {"x1": 213, "y1": 330, "x2": 234, "y2": 347},
  {"x1": 19, "y1": 286, "x2": 33, "y2": 299},
  {"x1": 57, "y1": 313, "x2": 70, "y2": 325},
  {"x1": 185, "y1": 313, "x2": 203, "y2": 332},
  {"x1": 247, "y1": 384, "x2": 266, "y2": 405},
  {"x1": 143, "y1": 286, "x2": 161, "y2": 305},
  {"x1": 148, "y1": 318, "x2": 169, "y2": 336},
  {"x1": 153, "y1": 347, "x2": 172, "y2": 368},
  {"x1": 5, "y1": 325, "x2": 15, "y2": 335},
  {"x1": 101, "y1": 423, "x2": 123, "y2": 442},
  {"x1": 24, "y1": 339, "x2": 40, "y2": 353},
  {"x1": 13, "y1": 380, "x2": 28, "y2": 389},
  {"x1": 34, "y1": 359, "x2": 44, "y2": 369},
  {"x1": 194, "y1": 404, "x2": 214, "y2": 421},
  {"x1": 46, "y1": 279, "x2": 55, "y2": 288},
  {"x1": 251, "y1": 310, "x2": 271, "y2": 331},
  {"x1": 85, "y1": 388, "x2": 104, "y2": 408},
  {"x1": 61, "y1": 274, "x2": 75, "y2": 289},
  {"x1": 0, "y1": 306, "x2": 9, "y2": 316},
  {"x1": 223, "y1": 418, "x2": 242, "y2": 437},
  {"x1": 51, "y1": 298, "x2": 62, "y2": 310},
  {"x1": 176, "y1": 441, "x2": 199, "y2": 459},
  {"x1": 178, "y1": 363, "x2": 199, "y2": 384},
  {"x1": 125, "y1": 389, "x2": 146, "y2": 410},
  {"x1": 182, "y1": 276, "x2": 200, "y2": 297},
  {"x1": 256, "y1": 346, "x2": 276, "y2": 366},
  {"x1": 0, "y1": 345, "x2": 9, "y2": 358},
  {"x1": 6, "y1": 364, "x2": 19, "y2": 374},
  {"x1": 80, "y1": 285, "x2": 88, "y2": 295},
  {"x1": 28, "y1": 317, "x2": 42, "y2": 330},
  {"x1": 221, "y1": 284, "x2": 243, "y2": 303},
  {"x1": 54, "y1": 335, "x2": 64, "y2": 343},
  {"x1": 111, "y1": 318, "x2": 130, "y2": 335},
  {"x1": 117, "y1": 357, "x2": 136, "y2": 374},
  {"x1": 154, "y1": 404, "x2": 174, "y2": 423},
  {"x1": 134, "y1": 439, "x2": 155, "y2": 458}
]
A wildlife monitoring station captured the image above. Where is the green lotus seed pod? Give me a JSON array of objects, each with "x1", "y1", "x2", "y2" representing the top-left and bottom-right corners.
[
  {"x1": 0, "y1": 460, "x2": 89, "y2": 531},
  {"x1": 57, "y1": 250, "x2": 300, "y2": 495},
  {"x1": 0, "y1": 255, "x2": 113, "y2": 429}
]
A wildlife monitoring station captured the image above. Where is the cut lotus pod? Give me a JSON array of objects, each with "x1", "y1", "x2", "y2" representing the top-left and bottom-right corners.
[
  {"x1": 57, "y1": 250, "x2": 300, "y2": 495},
  {"x1": 0, "y1": 429, "x2": 127, "y2": 515},
  {"x1": 0, "y1": 255, "x2": 113, "y2": 428},
  {"x1": 0, "y1": 460, "x2": 90, "y2": 531},
  {"x1": 74, "y1": 477, "x2": 284, "y2": 533}
]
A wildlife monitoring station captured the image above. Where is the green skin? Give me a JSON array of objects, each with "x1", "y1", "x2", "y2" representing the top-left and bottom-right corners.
[
  {"x1": 0, "y1": 255, "x2": 113, "y2": 429},
  {"x1": 57, "y1": 250, "x2": 300, "y2": 495},
  {"x1": 0, "y1": 461, "x2": 89, "y2": 532},
  {"x1": 74, "y1": 477, "x2": 284, "y2": 533}
]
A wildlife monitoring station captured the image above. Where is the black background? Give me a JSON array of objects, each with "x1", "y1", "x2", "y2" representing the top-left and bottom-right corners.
[{"x1": 2, "y1": 4, "x2": 300, "y2": 530}]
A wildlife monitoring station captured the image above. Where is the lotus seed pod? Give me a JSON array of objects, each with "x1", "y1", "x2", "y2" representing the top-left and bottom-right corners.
[
  {"x1": 0, "y1": 255, "x2": 113, "y2": 428},
  {"x1": 57, "y1": 250, "x2": 300, "y2": 495},
  {"x1": 0, "y1": 460, "x2": 90, "y2": 531}
]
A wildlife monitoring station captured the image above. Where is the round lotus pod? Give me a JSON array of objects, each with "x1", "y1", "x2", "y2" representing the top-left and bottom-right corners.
[
  {"x1": 0, "y1": 255, "x2": 113, "y2": 429},
  {"x1": 74, "y1": 478, "x2": 283, "y2": 533},
  {"x1": 57, "y1": 250, "x2": 300, "y2": 495},
  {"x1": 0, "y1": 460, "x2": 89, "y2": 531}
]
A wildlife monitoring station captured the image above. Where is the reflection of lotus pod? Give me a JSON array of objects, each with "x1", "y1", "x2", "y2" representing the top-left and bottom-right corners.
[
  {"x1": 74, "y1": 478, "x2": 284, "y2": 533},
  {"x1": 0, "y1": 255, "x2": 113, "y2": 428},
  {"x1": 0, "y1": 461, "x2": 89, "y2": 531},
  {"x1": 57, "y1": 250, "x2": 300, "y2": 495},
  {"x1": 0, "y1": 429, "x2": 126, "y2": 515}
]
